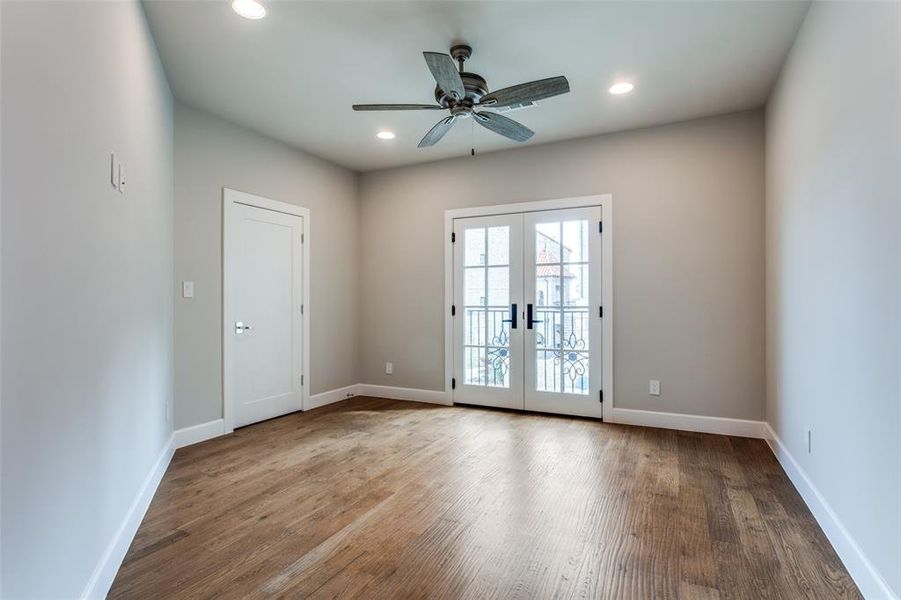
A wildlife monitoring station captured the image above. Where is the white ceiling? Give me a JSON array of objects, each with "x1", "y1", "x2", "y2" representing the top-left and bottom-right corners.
[{"x1": 143, "y1": 1, "x2": 809, "y2": 171}]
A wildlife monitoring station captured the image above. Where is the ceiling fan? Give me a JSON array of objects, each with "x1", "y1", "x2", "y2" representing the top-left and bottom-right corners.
[{"x1": 352, "y1": 44, "x2": 570, "y2": 148}]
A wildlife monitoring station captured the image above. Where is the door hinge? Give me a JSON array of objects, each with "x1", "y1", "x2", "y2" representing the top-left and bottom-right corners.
[
  {"x1": 301, "y1": 375, "x2": 304, "y2": 386},
  {"x1": 301, "y1": 233, "x2": 305, "y2": 244},
  {"x1": 599, "y1": 305, "x2": 603, "y2": 318},
  {"x1": 599, "y1": 389, "x2": 603, "y2": 403},
  {"x1": 451, "y1": 231, "x2": 456, "y2": 243},
  {"x1": 301, "y1": 304, "x2": 304, "y2": 315},
  {"x1": 452, "y1": 378, "x2": 456, "y2": 390},
  {"x1": 451, "y1": 304, "x2": 456, "y2": 316},
  {"x1": 599, "y1": 221, "x2": 603, "y2": 234}
]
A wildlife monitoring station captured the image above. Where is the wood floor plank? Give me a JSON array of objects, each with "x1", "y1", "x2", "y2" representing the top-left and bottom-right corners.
[{"x1": 108, "y1": 398, "x2": 861, "y2": 599}]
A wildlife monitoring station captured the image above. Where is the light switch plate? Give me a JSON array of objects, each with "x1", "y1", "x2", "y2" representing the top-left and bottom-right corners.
[
  {"x1": 118, "y1": 162, "x2": 126, "y2": 194},
  {"x1": 110, "y1": 153, "x2": 120, "y2": 188},
  {"x1": 182, "y1": 281, "x2": 194, "y2": 298}
]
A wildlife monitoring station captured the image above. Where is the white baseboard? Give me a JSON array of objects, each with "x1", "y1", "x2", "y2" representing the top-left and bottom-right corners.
[
  {"x1": 80, "y1": 433, "x2": 175, "y2": 600},
  {"x1": 358, "y1": 383, "x2": 452, "y2": 406},
  {"x1": 764, "y1": 425, "x2": 897, "y2": 600},
  {"x1": 307, "y1": 384, "x2": 360, "y2": 410},
  {"x1": 610, "y1": 407, "x2": 767, "y2": 438},
  {"x1": 174, "y1": 418, "x2": 226, "y2": 449}
]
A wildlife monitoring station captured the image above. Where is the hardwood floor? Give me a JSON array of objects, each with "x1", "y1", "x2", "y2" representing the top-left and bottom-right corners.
[{"x1": 109, "y1": 397, "x2": 860, "y2": 599}]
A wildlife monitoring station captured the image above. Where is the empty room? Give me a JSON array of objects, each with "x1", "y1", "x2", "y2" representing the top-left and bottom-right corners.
[{"x1": 1, "y1": 0, "x2": 899, "y2": 598}]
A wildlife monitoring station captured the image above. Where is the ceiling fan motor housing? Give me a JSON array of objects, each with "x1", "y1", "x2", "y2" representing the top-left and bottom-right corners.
[
  {"x1": 435, "y1": 44, "x2": 487, "y2": 110},
  {"x1": 435, "y1": 72, "x2": 489, "y2": 109}
]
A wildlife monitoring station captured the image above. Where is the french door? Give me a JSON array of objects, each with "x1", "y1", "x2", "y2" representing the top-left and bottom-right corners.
[
  {"x1": 453, "y1": 206, "x2": 603, "y2": 418},
  {"x1": 452, "y1": 214, "x2": 524, "y2": 409}
]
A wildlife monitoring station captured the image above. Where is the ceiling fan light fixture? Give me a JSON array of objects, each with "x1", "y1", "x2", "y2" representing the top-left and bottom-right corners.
[
  {"x1": 232, "y1": 0, "x2": 266, "y2": 20},
  {"x1": 376, "y1": 131, "x2": 396, "y2": 140},
  {"x1": 609, "y1": 82, "x2": 635, "y2": 95}
]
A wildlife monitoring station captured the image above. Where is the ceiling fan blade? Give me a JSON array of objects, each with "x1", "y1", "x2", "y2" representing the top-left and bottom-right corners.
[
  {"x1": 480, "y1": 76, "x2": 570, "y2": 108},
  {"x1": 474, "y1": 111, "x2": 534, "y2": 142},
  {"x1": 423, "y1": 52, "x2": 465, "y2": 100},
  {"x1": 418, "y1": 116, "x2": 457, "y2": 147},
  {"x1": 352, "y1": 104, "x2": 443, "y2": 111}
]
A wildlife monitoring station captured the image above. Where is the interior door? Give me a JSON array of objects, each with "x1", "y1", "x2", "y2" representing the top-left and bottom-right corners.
[
  {"x1": 453, "y1": 214, "x2": 524, "y2": 409},
  {"x1": 523, "y1": 207, "x2": 602, "y2": 417},
  {"x1": 232, "y1": 202, "x2": 304, "y2": 428}
]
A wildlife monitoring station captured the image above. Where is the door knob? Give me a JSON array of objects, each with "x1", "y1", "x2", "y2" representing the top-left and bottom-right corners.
[
  {"x1": 526, "y1": 304, "x2": 543, "y2": 329},
  {"x1": 501, "y1": 303, "x2": 518, "y2": 329}
]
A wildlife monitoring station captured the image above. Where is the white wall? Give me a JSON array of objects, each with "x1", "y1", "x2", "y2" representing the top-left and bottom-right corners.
[
  {"x1": 173, "y1": 103, "x2": 359, "y2": 430},
  {"x1": 359, "y1": 111, "x2": 766, "y2": 420},
  {"x1": 766, "y1": 1, "x2": 900, "y2": 597},
  {"x1": 0, "y1": 1, "x2": 174, "y2": 598},
  {"x1": 0, "y1": 3, "x2": 4, "y2": 594}
]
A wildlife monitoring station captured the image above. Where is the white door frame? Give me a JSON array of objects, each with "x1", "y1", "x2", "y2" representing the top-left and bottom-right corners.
[
  {"x1": 444, "y1": 194, "x2": 613, "y2": 420},
  {"x1": 222, "y1": 188, "x2": 311, "y2": 433}
]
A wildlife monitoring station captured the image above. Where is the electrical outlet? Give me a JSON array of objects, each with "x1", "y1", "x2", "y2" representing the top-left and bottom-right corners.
[
  {"x1": 649, "y1": 380, "x2": 661, "y2": 396},
  {"x1": 385, "y1": 362, "x2": 393, "y2": 375}
]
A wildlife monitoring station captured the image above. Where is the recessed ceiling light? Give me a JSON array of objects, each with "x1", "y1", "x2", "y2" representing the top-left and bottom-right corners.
[
  {"x1": 608, "y1": 82, "x2": 634, "y2": 95},
  {"x1": 376, "y1": 131, "x2": 396, "y2": 140},
  {"x1": 232, "y1": 0, "x2": 266, "y2": 20}
]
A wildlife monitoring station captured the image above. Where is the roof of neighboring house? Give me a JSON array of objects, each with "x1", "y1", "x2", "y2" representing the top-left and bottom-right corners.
[
  {"x1": 536, "y1": 266, "x2": 577, "y2": 279},
  {"x1": 536, "y1": 250, "x2": 577, "y2": 279}
]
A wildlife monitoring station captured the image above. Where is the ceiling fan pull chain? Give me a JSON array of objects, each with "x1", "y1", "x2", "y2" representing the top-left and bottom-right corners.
[{"x1": 471, "y1": 117, "x2": 475, "y2": 157}]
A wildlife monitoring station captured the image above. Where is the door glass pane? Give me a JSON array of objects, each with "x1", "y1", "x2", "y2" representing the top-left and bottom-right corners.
[
  {"x1": 533, "y1": 219, "x2": 590, "y2": 395},
  {"x1": 535, "y1": 350, "x2": 559, "y2": 393},
  {"x1": 534, "y1": 309, "x2": 560, "y2": 350},
  {"x1": 465, "y1": 347, "x2": 486, "y2": 385},
  {"x1": 562, "y1": 310, "x2": 589, "y2": 352},
  {"x1": 562, "y1": 351, "x2": 589, "y2": 394},
  {"x1": 487, "y1": 309, "x2": 509, "y2": 347},
  {"x1": 536, "y1": 222, "x2": 561, "y2": 263},
  {"x1": 565, "y1": 264, "x2": 589, "y2": 306},
  {"x1": 463, "y1": 225, "x2": 510, "y2": 389},
  {"x1": 465, "y1": 228, "x2": 486, "y2": 266},
  {"x1": 487, "y1": 226, "x2": 509, "y2": 265},
  {"x1": 465, "y1": 308, "x2": 486, "y2": 346},
  {"x1": 465, "y1": 268, "x2": 485, "y2": 305},
  {"x1": 562, "y1": 220, "x2": 589, "y2": 263},
  {"x1": 535, "y1": 265, "x2": 561, "y2": 307},
  {"x1": 486, "y1": 346, "x2": 510, "y2": 388},
  {"x1": 487, "y1": 267, "x2": 509, "y2": 306}
]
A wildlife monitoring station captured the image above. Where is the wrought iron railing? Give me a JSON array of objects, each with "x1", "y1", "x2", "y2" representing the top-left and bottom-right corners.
[{"x1": 463, "y1": 306, "x2": 589, "y2": 394}]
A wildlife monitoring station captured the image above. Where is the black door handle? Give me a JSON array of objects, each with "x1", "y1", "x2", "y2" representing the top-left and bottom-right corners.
[
  {"x1": 501, "y1": 303, "x2": 518, "y2": 329},
  {"x1": 527, "y1": 303, "x2": 543, "y2": 329}
]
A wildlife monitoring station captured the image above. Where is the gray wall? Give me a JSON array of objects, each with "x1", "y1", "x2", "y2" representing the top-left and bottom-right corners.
[
  {"x1": 1, "y1": 2, "x2": 174, "y2": 598},
  {"x1": 359, "y1": 110, "x2": 766, "y2": 420},
  {"x1": 766, "y1": 1, "x2": 900, "y2": 596},
  {"x1": 174, "y1": 104, "x2": 359, "y2": 429}
]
